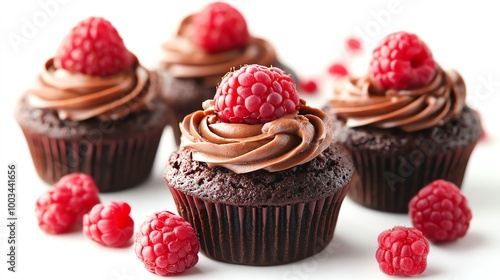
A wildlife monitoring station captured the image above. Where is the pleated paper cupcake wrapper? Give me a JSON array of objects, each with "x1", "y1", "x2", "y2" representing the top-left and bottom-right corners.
[
  {"x1": 168, "y1": 184, "x2": 350, "y2": 266},
  {"x1": 21, "y1": 128, "x2": 164, "y2": 192},
  {"x1": 347, "y1": 142, "x2": 478, "y2": 213}
]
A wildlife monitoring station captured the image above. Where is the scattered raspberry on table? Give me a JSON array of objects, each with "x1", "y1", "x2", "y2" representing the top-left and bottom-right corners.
[
  {"x1": 328, "y1": 62, "x2": 349, "y2": 78},
  {"x1": 83, "y1": 201, "x2": 134, "y2": 247},
  {"x1": 409, "y1": 179, "x2": 473, "y2": 243},
  {"x1": 35, "y1": 173, "x2": 100, "y2": 234},
  {"x1": 298, "y1": 78, "x2": 319, "y2": 94},
  {"x1": 345, "y1": 36, "x2": 362, "y2": 53},
  {"x1": 376, "y1": 226, "x2": 430, "y2": 276},
  {"x1": 134, "y1": 211, "x2": 199, "y2": 276}
]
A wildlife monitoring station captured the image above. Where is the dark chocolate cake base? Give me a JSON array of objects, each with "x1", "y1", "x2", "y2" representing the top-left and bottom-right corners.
[
  {"x1": 324, "y1": 105, "x2": 482, "y2": 213},
  {"x1": 165, "y1": 144, "x2": 355, "y2": 265},
  {"x1": 15, "y1": 96, "x2": 169, "y2": 193}
]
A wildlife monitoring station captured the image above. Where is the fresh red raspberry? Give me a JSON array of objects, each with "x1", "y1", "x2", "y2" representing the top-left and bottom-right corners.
[
  {"x1": 409, "y1": 180, "x2": 472, "y2": 243},
  {"x1": 35, "y1": 173, "x2": 100, "y2": 234},
  {"x1": 376, "y1": 226, "x2": 430, "y2": 276},
  {"x1": 370, "y1": 31, "x2": 436, "y2": 90},
  {"x1": 83, "y1": 201, "x2": 134, "y2": 247},
  {"x1": 55, "y1": 17, "x2": 133, "y2": 76},
  {"x1": 214, "y1": 64, "x2": 300, "y2": 124},
  {"x1": 191, "y1": 2, "x2": 250, "y2": 53},
  {"x1": 345, "y1": 37, "x2": 362, "y2": 53},
  {"x1": 299, "y1": 78, "x2": 318, "y2": 94},
  {"x1": 328, "y1": 62, "x2": 349, "y2": 78},
  {"x1": 134, "y1": 211, "x2": 199, "y2": 276}
]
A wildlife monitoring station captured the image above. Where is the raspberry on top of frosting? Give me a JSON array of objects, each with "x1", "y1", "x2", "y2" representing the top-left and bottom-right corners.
[
  {"x1": 55, "y1": 17, "x2": 133, "y2": 77},
  {"x1": 370, "y1": 31, "x2": 436, "y2": 91},
  {"x1": 191, "y1": 1, "x2": 250, "y2": 53},
  {"x1": 329, "y1": 31, "x2": 466, "y2": 132},
  {"x1": 214, "y1": 64, "x2": 300, "y2": 124},
  {"x1": 159, "y1": 3, "x2": 277, "y2": 86},
  {"x1": 179, "y1": 65, "x2": 333, "y2": 174},
  {"x1": 25, "y1": 17, "x2": 155, "y2": 121}
]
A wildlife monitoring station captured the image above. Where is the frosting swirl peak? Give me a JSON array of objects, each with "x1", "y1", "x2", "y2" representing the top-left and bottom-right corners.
[
  {"x1": 180, "y1": 99, "x2": 332, "y2": 174},
  {"x1": 328, "y1": 66, "x2": 466, "y2": 132},
  {"x1": 25, "y1": 56, "x2": 154, "y2": 121}
]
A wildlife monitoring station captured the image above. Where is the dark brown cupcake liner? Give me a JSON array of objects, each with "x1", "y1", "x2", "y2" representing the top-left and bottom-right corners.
[
  {"x1": 347, "y1": 142, "x2": 478, "y2": 213},
  {"x1": 21, "y1": 127, "x2": 164, "y2": 192},
  {"x1": 168, "y1": 183, "x2": 350, "y2": 266}
]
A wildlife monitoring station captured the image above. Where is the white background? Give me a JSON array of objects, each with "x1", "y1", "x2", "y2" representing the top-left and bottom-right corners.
[{"x1": 1, "y1": 1, "x2": 500, "y2": 279}]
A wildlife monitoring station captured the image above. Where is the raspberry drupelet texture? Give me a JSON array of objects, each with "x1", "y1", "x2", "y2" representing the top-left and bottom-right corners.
[
  {"x1": 134, "y1": 211, "x2": 199, "y2": 276},
  {"x1": 83, "y1": 201, "x2": 134, "y2": 247},
  {"x1": 191, "y1": 1, "x2": 250, "y2": 53},
  {"x1": 409, "y1": 180, "x2": 472, "y2": 243},
  {"x1": 369, "y1": 31, "x2": 436, "y2": 90},
  {"x1": 55, "y1": 16, "x2": 133, "y2": 76},
  {"x1": 214, "y1": 64, "x2": 300, "y2": 124},
  {"x1": 376, "y1": 226, "x2": 430, "y2": 276},
  {"x1": 35, "y1": 173, "x2": 100, "y2": 234}
]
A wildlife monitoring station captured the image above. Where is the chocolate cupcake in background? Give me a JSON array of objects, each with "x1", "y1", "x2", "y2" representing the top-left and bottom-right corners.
[
  {"x1": 157, "y1": 2, "x2": 297, "y2": 146},
  {"x1": 324, "y1": 31, "x2": 482, "y2": 213},
  {"x1": 15, "y1": 17, "x2": 169, "y2": 192},
  {"x1": 165, "y1": 64, "x2": 355, "y2": 265}
]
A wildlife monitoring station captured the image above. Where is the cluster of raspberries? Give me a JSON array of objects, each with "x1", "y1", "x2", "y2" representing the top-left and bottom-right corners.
[
  {"x1": 376, "y1": 179, "x2": 472, "y2": 276},
  {"x1": 36, "y1": 173, "x2": 200, "y2": 276}
]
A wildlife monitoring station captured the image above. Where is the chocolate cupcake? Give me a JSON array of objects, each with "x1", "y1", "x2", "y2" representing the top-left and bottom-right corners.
[
  {"x1": 157, "y1": 2, "x2": 297, "y2": 145},
  {"x1": 324, "y1": 31, "x2": 482, "y2": 213},
  {"x1": 15, "y1": 17, "x2": 169, "y2": 192},
  {"x1": 165, "y1": 65, "x2": 355, "y2": 265}
]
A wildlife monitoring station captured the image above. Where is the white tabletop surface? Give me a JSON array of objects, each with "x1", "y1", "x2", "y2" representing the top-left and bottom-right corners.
[{"x1": 1, "y1": 1, "x2": 499, "y2": 279}]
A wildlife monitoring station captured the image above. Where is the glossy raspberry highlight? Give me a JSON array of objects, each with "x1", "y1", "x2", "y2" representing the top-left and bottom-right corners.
[
  {"x1": 83, "y1": 201, "x2": 134, "y2": 247},
  {"x1": 370, "y1": 31, "x2": 436, "y2": 90},
  {"x1": 35, "y1": 173, "x2": 100, "y2": 234},
  {"x1": 409, "y1": 180, "x2": 472, "y2": 243},
  {"x1": 55, "y1": 17, "x2": 133, "y2": 76},
  {"x1": 135, "y1": 211, "x2": 199, "y2": 276},
  {"x1": 376, "y1": 226, "x2": 430, "y2": 276},
  {"x1": 191, "y1": 2, "x2": 250, "y2": 53},
  {"x1": 214, "y1": 64, "x2": 300, "y2": 124}
]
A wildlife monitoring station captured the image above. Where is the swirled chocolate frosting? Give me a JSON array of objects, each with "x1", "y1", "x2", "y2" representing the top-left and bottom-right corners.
[
  {"x1": 328, "y1": 66, "x2": 466, "y2": 132},
  {"x1": 180, "y1": 99, "x2": 333, "y2": 174},
  {"x1": 25, "y1": 56, "x2": 154, "y2": 121}
]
